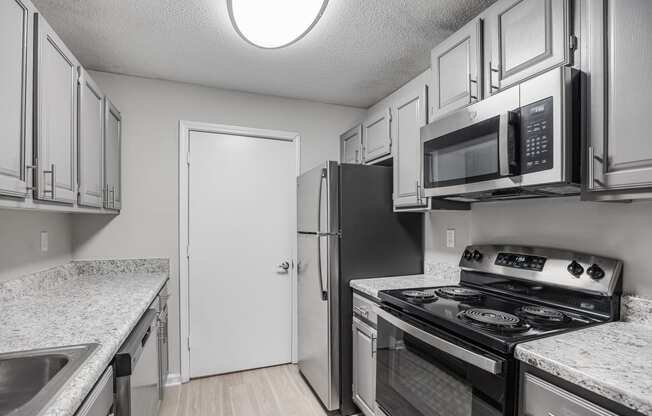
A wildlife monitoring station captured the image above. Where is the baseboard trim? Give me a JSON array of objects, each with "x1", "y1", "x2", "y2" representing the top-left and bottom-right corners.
[{"x1": 166, "y1": 373, "x2": 183, "y2": 386}]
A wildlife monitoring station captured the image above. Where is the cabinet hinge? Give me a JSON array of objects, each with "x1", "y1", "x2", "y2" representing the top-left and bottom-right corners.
[{"x1": 568, "y1": 35, "x2": 578, "y2": 51}]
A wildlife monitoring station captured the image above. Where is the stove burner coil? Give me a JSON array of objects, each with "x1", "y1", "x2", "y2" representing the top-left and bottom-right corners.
[
  {"x1": 458, "y1": 308, "x2": 529, "y2": 333},
  {"x1": 435, "y1": 286, "x2": 483, "y2": 300},
  {"x1": 516, "y1": 305, "x2": 570, "y2": 323},
  {"x1": 401, "y1": 289, "x2": 438, "y2": 302}
]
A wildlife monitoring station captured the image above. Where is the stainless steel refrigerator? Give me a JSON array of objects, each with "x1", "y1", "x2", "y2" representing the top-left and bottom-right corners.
[{"x1": 297, "y1": 161, "x2": 423, "y2": 414}]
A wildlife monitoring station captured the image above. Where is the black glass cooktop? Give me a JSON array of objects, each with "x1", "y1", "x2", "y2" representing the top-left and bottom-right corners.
[{"x1": 379, "y1": 285, "x2": 600, "y2": 354}]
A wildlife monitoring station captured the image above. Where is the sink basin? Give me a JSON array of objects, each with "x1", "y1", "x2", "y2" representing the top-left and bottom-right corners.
[{"x1": 0, "y1": 344, "x2": 98, "y2": 416}]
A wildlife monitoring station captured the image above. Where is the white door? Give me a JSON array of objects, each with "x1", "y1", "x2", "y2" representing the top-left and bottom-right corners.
[{"x1": 188, "y1": 130, "x2": 295, "y2": 378}]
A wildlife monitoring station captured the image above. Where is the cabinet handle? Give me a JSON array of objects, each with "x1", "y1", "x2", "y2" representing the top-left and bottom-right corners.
[
  {"x1": 355, "y1": 149, "x2": 359, "y2": 164},
  {"x1": 25, "y1": 164, "x2": 36, "y2": 192},
  {"x1": 371, "y1": 335, "x2": 377, "y2": 357},
  {"x1": 43, "y1": 164, "x2": 55, "y2": 200},
  {"x1": 110, "y1": 186, "x2": 116, "y2": 208},
  {"x1": 416, "y1": 180, "x2": 422, "y2": 203},
  {"x1": 469, "y1": 74, "x2": 478, "y2": 101},
  {"x1": 489, "y1": 61, "x2": 500, "y2": 93}
]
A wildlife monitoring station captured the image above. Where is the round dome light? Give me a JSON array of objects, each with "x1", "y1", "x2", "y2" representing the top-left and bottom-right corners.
[{"x1": 227, "y1": 0, "x2": 328, "y2": 49}]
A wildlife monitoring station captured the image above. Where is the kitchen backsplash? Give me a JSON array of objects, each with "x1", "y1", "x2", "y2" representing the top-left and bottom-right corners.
[{"x1": 425, "y1": 196, "x2": 652, "y2": 298}]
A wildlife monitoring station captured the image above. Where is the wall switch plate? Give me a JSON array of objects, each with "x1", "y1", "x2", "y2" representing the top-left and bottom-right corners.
[
  {"x1": 40, "y1": 231, "x2": 48, "y2": 253},
  {"x1": 446, "y1": 229, "x2": 456, "y2": 248}
]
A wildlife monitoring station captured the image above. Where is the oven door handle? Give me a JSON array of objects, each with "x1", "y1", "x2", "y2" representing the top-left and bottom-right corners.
[
  {"x1": 499, "y1": 111, "x2": 519, "y2": 177},
  {"x1": 376, "y1": 307, "x2": 503, "y2": 375}
]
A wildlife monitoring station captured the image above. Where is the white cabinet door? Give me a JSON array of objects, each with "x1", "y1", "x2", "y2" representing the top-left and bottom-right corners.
[
  {"x1": 431, "y1": 19, "x2": 481, "y2": 120},
  {"x1": 362, "y1": 108, "x2": 391, "y2": 163},
  {"x1": 340, "y1": 124, "x2": 362, "y2": 164},
  {"x1": 104, "y1": 98, "x2": 122, "y2": 210},
  {"x1": 584, "y1": 0, "x2": 652, "y2": 196},
  {"x1": 78, "y1": 69, "x2": 104, "y2": 208},
  {"x1": 393, "y1": 82, "x2": 428, "y2": 209},
  {"x1": 0, "y1": 0, "x2": 34, "y2": 198},
  {"x1": 34, "y1": 14, "x2": 78, "y2": 203},
  {"x1": 485, "y1": 0, "x2": 571, "y2": 96},
  {"x1": 352, "y1": 317, "x2": 376, "y2": 416}
]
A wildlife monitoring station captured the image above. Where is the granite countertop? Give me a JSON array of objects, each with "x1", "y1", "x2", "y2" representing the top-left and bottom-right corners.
[
  {"x1": 515, "y1": 296, "x2": 652, "y2": 416},
  {"x1": 350, "y1": 262, "x2": 460, "y2": 300},
  {"x1": 0, "y1": 259, "x2": 169, "y2": 416}
]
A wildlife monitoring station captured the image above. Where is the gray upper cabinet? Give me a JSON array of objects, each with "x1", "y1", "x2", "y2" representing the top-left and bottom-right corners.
[
  {"x1": 104, "y1": 97, "x2": 122, "y2": 210},
  {"x1": 78, "y1": 69, "x2": 104, "y2": 208},
  {"x1": 362, "y1": 108, "x2": 392, "y2": 163},
  {"x1": 0, "y1": 0, "x2": 35, "y2": 199},
  {"x1": 583, "y1": 0, "x2": 652, "y2": 199},
  {"x1": 34, "y1": 14, "x2": 79, "y2": 204},
  {"x1": 340, "y1": 124, "x2": 362, "y2": 164},
  {"x1": 485, "y1": 0, "x2": 572, "y2": 96},
  {"x1": 393, "y1": 79, "x2": 428, "y2": 209},
  {"x1": 352, "y1": 317, "x2": 376, "y2": 416},
  {"x1": 431, "y1": 18, "x2": 482, "y2": 120}
]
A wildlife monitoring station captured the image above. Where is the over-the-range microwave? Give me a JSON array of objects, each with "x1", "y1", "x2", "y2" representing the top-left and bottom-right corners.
[{"x1": 420, "y1": 67, "x2": 581, "y2": 202}]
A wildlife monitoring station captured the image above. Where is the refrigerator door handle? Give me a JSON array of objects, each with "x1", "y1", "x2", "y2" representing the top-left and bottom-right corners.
[{"x1": 317, "y1": 168, "x2": 328, "y2": 301}]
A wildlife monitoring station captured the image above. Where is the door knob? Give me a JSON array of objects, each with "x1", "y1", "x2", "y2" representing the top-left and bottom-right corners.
[{"x1": 277, "y1": 261, "x2": 290, "y2": 273}]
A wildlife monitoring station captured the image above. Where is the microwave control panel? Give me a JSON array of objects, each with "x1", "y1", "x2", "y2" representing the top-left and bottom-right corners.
[{"x1": 520, "y1": 97, "x2": 553, "y2": 174}]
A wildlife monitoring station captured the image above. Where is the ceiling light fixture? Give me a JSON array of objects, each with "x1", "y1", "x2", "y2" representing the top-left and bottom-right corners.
[{"x1": 227, "y1": 0, "x2": 328, "y2": 49}]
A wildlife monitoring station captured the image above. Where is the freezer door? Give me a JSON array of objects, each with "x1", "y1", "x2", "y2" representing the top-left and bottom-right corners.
[
  {"x1": 297, "y1": 161, "x2": 338, "y2": 233},
  {"x1": 297, "y1": 232, "x2": 339, "y2": 410}
]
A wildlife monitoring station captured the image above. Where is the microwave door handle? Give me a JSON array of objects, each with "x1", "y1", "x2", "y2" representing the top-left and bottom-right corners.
[
  {"x1": 499, "y1": 112, "x2": 511, "y2": 176},
  {"x1": 376, "y1": 307, "x2": 503, "y2": 375}
]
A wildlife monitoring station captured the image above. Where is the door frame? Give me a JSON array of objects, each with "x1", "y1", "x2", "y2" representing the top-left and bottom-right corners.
[{"x1": 178, "y1": 120, "x2": 301, "y2": 383}]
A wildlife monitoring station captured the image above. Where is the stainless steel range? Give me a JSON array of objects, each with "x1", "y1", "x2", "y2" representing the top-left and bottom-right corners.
[{"x1": 375, "y1": 245, "x2": 623, "y2": 416}]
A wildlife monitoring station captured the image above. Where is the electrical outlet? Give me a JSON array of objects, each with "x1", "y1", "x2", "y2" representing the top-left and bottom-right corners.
[
  {"x1": 40, "y1": 231, "x2": 48, "y2": 253},
  {"x1": 446, "y1": 229, "x2": 456, "y2": 248}
]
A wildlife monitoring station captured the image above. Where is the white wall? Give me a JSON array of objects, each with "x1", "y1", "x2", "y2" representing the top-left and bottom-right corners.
[
  {"x1": 71, "y1": 71, "x2": 366, "y2": 377},
  {"x1": 425, "y1": 196, "x2": 652, "y2": 296},
  {"x1": 0, "y1": 210, "x2": 72, "y2": 282}
]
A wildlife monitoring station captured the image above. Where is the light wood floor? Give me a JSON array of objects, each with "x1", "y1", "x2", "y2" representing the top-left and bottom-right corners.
[{"x1": 160, "y1": 364, "x2": 329, "y2": 416}]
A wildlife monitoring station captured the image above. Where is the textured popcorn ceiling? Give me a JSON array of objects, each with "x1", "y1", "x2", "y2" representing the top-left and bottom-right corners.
[{"x1": 32, "y1": 0, "x2": 495, "y2": 107}]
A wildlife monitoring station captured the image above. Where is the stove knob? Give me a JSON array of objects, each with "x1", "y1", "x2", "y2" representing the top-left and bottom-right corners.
[
  {"x1": 463, "y1": 249, "x2": 473, "y2": 261},
  {"x1": 567, "y1": 260, "x2": 584, "y2": 277},
  {"x1": 472, "y1": 250, "x2": 483, "y2": 261},
  {"x1": 587, "y1": 264, "x2": 605, "y2": 280}
]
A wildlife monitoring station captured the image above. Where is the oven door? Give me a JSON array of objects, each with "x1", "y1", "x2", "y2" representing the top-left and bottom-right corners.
[
  {"x1": 421, "y1": 86, "x2": 520, "y2": 198},
  {"x1": 375, "y1": 307, "x2": 511, "y2": 416}
]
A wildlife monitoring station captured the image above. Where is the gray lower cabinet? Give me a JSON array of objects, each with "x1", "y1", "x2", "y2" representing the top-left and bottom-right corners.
[
  {"x1": 520, "y1": 372, "x2": 616, "y2": 416},
  {"x1": 362, "y1": 108, "x2": 392, "y2": 163},
  {"x1": 583, "y1": 0, "x2": 652, "y2": 200},
  {"x1": 78, "y1": 69, "x2": 104, "y2": 208},
  {"x1": 104, "y1": 98, "x2": 122, "y2": 210},
  {"x1": 484, "y1": 0, "x2": 572, "y2": 96},
  {"x1": 34, "y1": 13, "x2": 79, "y2": 204},
  {"x1": 352, "y1": 316, "x2": 376, "y2": 416},
  {"x1": 74, "y1": 366, "x2": 114, "y2": 416},
  {"x1": 392, "y1": 79, "x2": 429, "y2": 210},
  {"x1": 340, "y1": 124, "x2": 363, "y2": 164},
  {"x1": 0, "y1": 0, "x2": 35, "y2": 199},
  {"x1": 431, "y1": 18, "x2": 482, "y2": 120}
]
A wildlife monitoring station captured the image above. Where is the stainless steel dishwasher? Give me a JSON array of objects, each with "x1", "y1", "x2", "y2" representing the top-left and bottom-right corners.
[{"x1": 114, "y1": 309, "x2": 160, "y2": 416}]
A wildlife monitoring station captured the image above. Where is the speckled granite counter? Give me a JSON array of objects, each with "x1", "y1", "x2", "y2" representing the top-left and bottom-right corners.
[
  {"x1": 516, "y1": 296, "x2": 652, "y2": 416},
  {"x1": 350, "y1": 262, "x2": 460, "y2": 300},
  {"x1": 0, "y1": 259, "x2": 169, "y2": 416}
]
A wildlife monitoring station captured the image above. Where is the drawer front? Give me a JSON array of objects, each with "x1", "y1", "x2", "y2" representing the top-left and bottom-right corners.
[
  {"x1": 353, "y1": 293, "x2": 378, "y2": 326},
  {"x1": 521, "y1": 373, "x2": 617, "y2": 416},
  {"x1": 75, "y1": 366, "x2": 114, "y2": 416}
]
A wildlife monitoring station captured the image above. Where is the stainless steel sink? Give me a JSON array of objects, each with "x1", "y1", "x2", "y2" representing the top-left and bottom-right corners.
[{"x1": 0, "y1": 344, "x2": 98, "y2": 416}]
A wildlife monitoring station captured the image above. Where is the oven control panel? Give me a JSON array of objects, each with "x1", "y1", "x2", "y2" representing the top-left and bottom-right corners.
[
  {"x1": 495, "y1": 253, "x2": 547, "y2": 271},
  {"x1": 520, "y1": 97, "x2": 553, "y2": 174}
]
